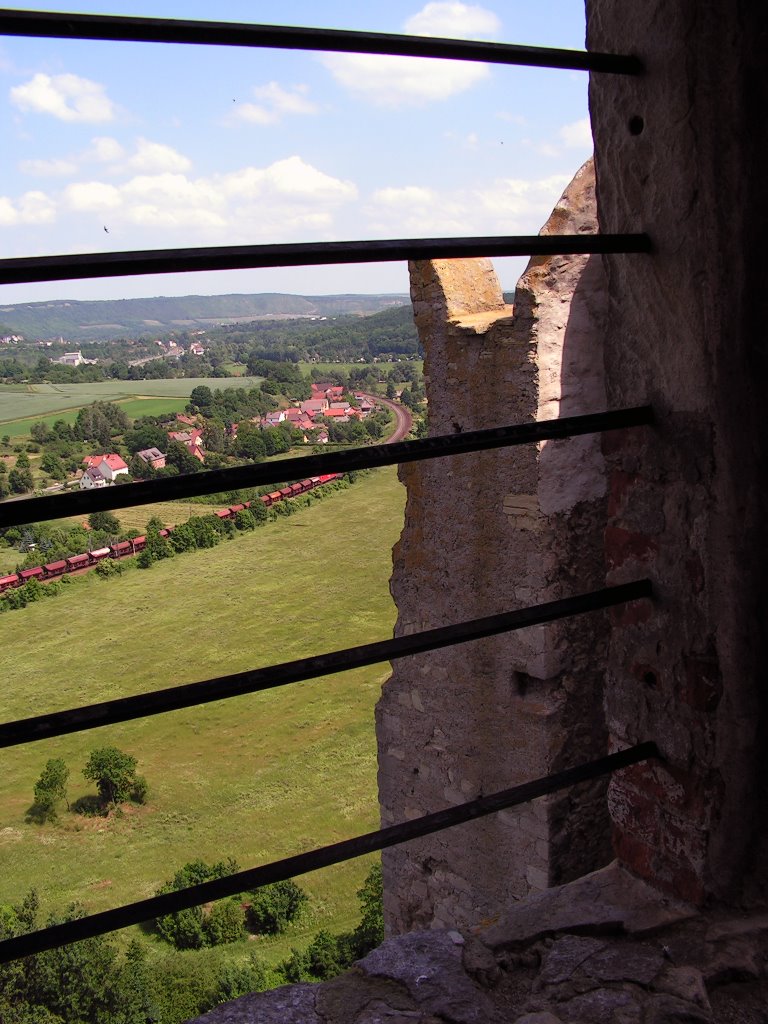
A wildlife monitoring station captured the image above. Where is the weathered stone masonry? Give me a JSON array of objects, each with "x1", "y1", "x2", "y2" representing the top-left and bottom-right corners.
[{"x1": 377, "y1": 160, "x2": 618, "y2": 933}]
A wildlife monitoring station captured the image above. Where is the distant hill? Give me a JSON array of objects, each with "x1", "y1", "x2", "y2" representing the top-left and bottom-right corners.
[{"x1": 0, "y1": 292, "x2": 410, "y2": 342}]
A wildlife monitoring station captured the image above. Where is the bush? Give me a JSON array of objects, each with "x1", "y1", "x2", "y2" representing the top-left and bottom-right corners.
[
  {"x1": 202, "y1": 898, "x2": 245, "y2": 946},
  {"x1": 155, "y1": 859, "x2": 241, "y2": 950},
  {"x1": 246, "y1": 879, "x2": 307, "y2": 935}
]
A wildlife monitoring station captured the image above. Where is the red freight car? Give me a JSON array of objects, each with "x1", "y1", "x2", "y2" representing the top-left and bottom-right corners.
[
  {"x1": 66, "y1": 553, "x2": 90, "y2": 571},
  {"x1": 43, "y1": 560, "x2": 67, "y2": 578},
  {"x1": 88, "y1": 547, "x2": 111, "y2": 563},
  {"x1": 0, "y1": 574, "x2": 20, "y2": 592},
  {"x1": 19, "y1": 567, "x2": 44, "y2": 583}
]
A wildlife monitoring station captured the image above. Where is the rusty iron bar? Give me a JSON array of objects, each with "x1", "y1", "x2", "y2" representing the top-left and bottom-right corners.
[
  {"x1": 0, "y1": 742, "x2": 659, "y2": 963},
  {"x1": 0, "y1": 406, "x2": 654, "y2": 528},
  {"x1": 0, "y1": 9, "x2": 643, "y2": 75}
]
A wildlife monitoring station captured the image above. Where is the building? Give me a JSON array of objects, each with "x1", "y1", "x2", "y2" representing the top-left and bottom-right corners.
[
  {"x1": 136, "y1": 447, "x2": 166, "y2": 470},
  {"x1": 79, "y1": 466, "x2": 107, "y2": 489}
]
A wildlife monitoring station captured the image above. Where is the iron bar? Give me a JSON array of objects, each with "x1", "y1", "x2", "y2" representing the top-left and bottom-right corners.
[
  {"x1": 0, "y1": 234, "x2": 652, "y2": 287},
  {"x1": 0, "y1": 406, "x2": 653, "y2": 528},
  {"x1": 0, "y1": 742, "x2": 659, "y2": 962},
  {"x1": 0, "y1": 580, "x2": 652, "y2": 748},
  {"x1": 0, "y1": 10, "x2": 643, "y2": 75}
]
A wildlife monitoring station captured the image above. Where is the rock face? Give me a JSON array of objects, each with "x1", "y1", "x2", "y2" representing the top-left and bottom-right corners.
[{"x1": 377, "y1": 160, "x2": 614, "y2": 933}]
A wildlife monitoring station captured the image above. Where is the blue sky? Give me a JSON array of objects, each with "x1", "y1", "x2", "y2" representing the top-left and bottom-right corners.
[{"x1": 1, "y1": 2, "x2": 592, "y2": 302}]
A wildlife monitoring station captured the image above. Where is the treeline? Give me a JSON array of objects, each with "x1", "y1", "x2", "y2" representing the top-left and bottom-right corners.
[
  {"x1": 0, "y1": 863, "x2": 383, "y2": 1024},
  {"x1": 212, "y1": 305, "x2": 419, "y2": 363}
]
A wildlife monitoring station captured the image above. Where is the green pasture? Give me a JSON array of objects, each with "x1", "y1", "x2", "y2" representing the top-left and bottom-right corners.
[
  {"x1": 0, "y1": 377, "x2": 265, "y2": 428},
  {"x1": 0, "y1": 467, "x2": 405, "y2": 964}
]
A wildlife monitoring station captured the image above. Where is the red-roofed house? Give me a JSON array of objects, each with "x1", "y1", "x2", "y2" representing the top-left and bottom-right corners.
[{"x1": 82, "y1": 453, "x2": 128, "y2": 482}]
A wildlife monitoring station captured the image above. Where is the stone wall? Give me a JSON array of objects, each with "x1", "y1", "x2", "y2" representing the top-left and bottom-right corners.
[
  {"x1": 378, "y1": 160, "x2": 616, "y2": 933},
  {"x1": 588, "y1": 0, "x2": 768, "y2": 905}
]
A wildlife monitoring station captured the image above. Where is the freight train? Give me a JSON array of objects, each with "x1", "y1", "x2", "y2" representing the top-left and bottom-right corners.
[{"x1": 0, "y1": 473, "x2": 343, "y2": 593}]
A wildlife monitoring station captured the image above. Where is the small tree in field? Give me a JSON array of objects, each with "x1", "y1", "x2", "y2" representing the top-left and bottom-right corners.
[
  {"x1": 32, "y1": 758, "x2": 70, "y2": 821},
  {"x1": 82, "y1": 747, "x2": 146, "y2": 807},
  {"x1": 88, "y1": 510, "x2": 121, "y2": 534}
]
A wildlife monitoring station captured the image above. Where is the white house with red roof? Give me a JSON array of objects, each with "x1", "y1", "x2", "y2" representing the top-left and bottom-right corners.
[{"x1": 82, "y1": 453, "x2": 128, "y2": 483}]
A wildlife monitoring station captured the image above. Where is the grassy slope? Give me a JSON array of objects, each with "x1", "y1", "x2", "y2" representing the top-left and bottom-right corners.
[{"x1": 0, "y1": 468, "x2": 404, "y2": 961}]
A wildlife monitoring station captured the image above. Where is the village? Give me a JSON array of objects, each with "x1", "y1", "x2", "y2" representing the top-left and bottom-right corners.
[{"x1": 78, "y1": 381, "x2": 380, "y2": 490}]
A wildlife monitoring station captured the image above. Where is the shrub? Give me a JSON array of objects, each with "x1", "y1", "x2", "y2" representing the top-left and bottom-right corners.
[{"x1": 246, "y1": 879, "x2": 307, "y2": 935}]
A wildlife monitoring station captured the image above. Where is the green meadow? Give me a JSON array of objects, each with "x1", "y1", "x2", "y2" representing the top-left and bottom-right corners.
[
  {"x1": 0, "y1": 467, "x2": 405, "y2": 964},
  {"x1": 0, "y1": 377, "x2": 265, "y2": 434}
]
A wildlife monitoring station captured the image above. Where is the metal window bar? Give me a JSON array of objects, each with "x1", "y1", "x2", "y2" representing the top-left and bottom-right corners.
[
  {"x1": 0, "y1": 579, "x2": 652, "y2": 748},
  {"x1": 0, "y1": 9, "x2": 643, "y2": 75},
  {"x1": 0, "y1": 234, "x2": 652, "y2": 286},
  {"x1": 0, "y1": 741, "x2": 659, "y2": 963},
  {"x1": 0, "y1": 406, "x2": 653, "y2": 527}
]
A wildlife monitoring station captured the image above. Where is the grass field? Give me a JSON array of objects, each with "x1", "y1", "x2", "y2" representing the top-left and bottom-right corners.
[
  {"x1": 0, "y1": 468, "x2": 405, "y2": 965},
  {"x1": 0, "y1": 377, "x2": 265, "y2": 431}
]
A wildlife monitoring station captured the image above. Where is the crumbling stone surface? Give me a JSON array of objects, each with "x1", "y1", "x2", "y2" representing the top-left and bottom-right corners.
[
  {"x1": 188, "y1": 876, "x2": 768, "y2": 1023},
  {"x1": 378, "y1": 159, "x2": 614, "y2": 935},
  {"x1": 588, "y1": 0, "x2": 768, "y2": 906}
]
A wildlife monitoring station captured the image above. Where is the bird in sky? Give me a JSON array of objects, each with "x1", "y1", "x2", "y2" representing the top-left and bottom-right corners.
[{"x1": 103, "y1": 226, "x2": 109, "y2": 233}]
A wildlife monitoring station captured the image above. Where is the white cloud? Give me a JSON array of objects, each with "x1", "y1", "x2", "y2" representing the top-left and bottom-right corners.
[
  {"x1": 86, "y1": 136, "x2": 126, "y2": 163},
  {"x1": 373, "y1": 185, "x2": 437, "y2": 207},
  {"x1": 10, "y1": 72, "x2": 115, "y2": 122},
  {"x1": 19, "y1": 157, "x2": 78, "y2": 177},
  {"x1": 323, "y1": 52, "x2": 489, "y2": 107},
  {"x1": 322, "y1": 1, "x2": 499, "y2": 107},
  {"x1": 473, "y1": 174, "x2": 572, "y2": 226},
  {"x1": 0, "y1": 191, "x2": 56, "y2": 224},
  {"x1": 559, "y1": 117, "x2": 592, "y2": 148},
  {"x1": 234, "y1": 82, "x2": 318, "y2": 125},
  {"x1": 0, "y1": 196, "x2": 19, "y2": 225},
  {"x1": 48, "y1": 156, "x2": 355, "y2": 237},
  {"x1": 128, "y1": 138, "x2": 191, "y2": 173},
  {"x1": 365, "y1": 172, "x2": 574, "y2": 237},
  {"x1": 64, "y1": 181, "x2": 122, "y2": 211},
  {"x1": 404, "y1": 2, "x2": 501, "y2": 37}
]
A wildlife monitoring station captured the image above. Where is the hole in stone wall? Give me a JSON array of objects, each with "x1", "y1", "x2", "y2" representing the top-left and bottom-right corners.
[
  {"x1": 628, "y1": 115, "x2": 645, "y2": 135},
  {"x1": 643, "y1": 671, "x2": 658, "y2": 689}
]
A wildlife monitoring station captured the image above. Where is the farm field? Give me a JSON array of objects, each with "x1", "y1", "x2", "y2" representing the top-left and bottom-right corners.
[
  {"x1": 0, "y1": 377, "x2": 265, "y2": 433},
  {"x1": 0, "y1": 467, "x2": 405, "y2": 965}
]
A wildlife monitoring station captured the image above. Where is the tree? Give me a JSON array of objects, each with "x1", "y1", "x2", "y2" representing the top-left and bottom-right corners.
[
  {"x1": 82, "y1": 747, "x2": 146, "y2": 807},
  {"x1": 352, "y1": 862, "x2": 383, "y2": 955},
  {"x1": 8, "y1": 467, "x2": 33, "y2": 494},
  {"x1": 88, "y1": 510, "x2": 120, "y2": 534},
  {"x1": 15, "y1": 450, "x2": 30, "y2": 469},
  {"x1": 166, "y1": 440, "x2": 202, "y2": 475},
  {"x1": 189, "y1": 385, "x2": 213, "y2": 409},
  {"x1": 40, "y1": 452, "x2": 66, "y2": 481},
  {"x1": 234, "y1": 508, "x2": 256, "y2": 531},
  {"x1": 32, "y1": 759, "x2": 69, "y2": 822}
]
